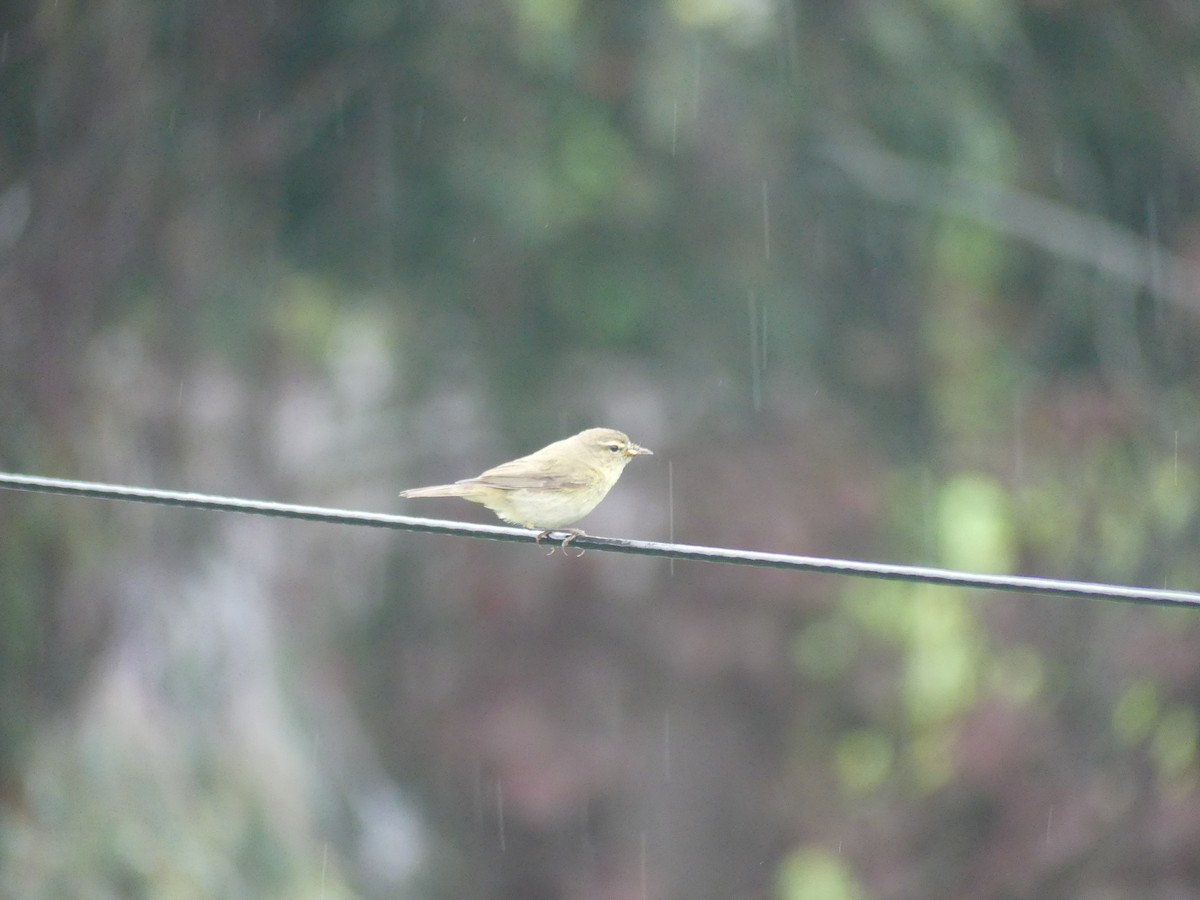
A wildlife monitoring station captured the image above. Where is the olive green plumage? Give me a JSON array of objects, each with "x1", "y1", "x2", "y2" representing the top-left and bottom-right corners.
[{"x1": 400, "y1": 427, "x2": 652, "y2": 533}]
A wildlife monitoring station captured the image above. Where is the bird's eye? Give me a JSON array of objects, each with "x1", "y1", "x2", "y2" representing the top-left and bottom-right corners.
[{"x1": 607, "y1": 443, "x2": 622, "y2": 453}]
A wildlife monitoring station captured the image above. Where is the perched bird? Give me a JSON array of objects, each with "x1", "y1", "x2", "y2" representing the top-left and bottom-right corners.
[{"x1": 400, "y1": 427, "x2": 653, "y2": 550}]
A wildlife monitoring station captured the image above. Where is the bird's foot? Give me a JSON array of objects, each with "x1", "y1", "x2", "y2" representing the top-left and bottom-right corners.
[{"x1": 535, "y1": 528, "x2": 587, "y2": 557}]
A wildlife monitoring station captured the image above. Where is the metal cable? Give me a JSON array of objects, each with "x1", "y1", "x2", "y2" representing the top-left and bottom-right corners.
[{"x1": 2, "y1": 471, "x2": 1197, "y2": 608}]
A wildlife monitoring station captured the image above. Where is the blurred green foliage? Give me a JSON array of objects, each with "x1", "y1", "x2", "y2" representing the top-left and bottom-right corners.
[
  {"x1": 778, "y1": 846, "x2": 865, "y2": 900},
  {"x1": 2, "y1": 0, "x2": 1200, "y2": 898}
]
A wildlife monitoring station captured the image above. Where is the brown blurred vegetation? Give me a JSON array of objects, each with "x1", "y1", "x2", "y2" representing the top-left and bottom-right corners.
[{"x1": 2, "y1": 0, "x2": 1200, "y2": 898}]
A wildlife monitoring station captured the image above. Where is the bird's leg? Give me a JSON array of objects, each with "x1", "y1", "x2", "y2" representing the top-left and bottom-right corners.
[
  {"x1": 536, "y1": 528, "x2": 587, "y2": 556},
  {"x1": 560, "y1": 528, "x2": 587, "y2": 557}
]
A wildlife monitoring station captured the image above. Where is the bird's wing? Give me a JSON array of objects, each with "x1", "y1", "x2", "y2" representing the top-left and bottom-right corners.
[{"x1": 464, "y1": 456, "x2": 591, "y2": 491}]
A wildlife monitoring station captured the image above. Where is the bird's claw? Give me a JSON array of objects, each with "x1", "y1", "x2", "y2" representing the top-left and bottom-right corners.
[{"x1": 535, "y1": 529, "x2": 586, "y2": 557}]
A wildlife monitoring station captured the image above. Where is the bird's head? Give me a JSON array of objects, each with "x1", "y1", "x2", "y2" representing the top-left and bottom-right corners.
[{"x1": 575, "y1": 427, "x2": 653, "y2": 468}]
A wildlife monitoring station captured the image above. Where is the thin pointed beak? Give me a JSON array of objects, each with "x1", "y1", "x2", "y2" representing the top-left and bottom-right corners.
[{"x1": 627, "y1": 443, "x2": 653, "y2": 457}]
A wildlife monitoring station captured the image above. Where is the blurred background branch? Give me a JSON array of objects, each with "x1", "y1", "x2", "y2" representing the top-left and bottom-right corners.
[
  {"x1": 819, "y1": 121, "x2": 1200, "y2": 315},
  {"x1": 3, "y1": 1, "x2": 1200, "y2": 899}
]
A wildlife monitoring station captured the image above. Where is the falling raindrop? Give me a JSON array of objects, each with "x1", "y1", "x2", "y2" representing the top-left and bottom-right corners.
[
  {"x1": 496, "y1": 779, "x2": 507, "y2": 851},
  {"x1": 667, "y1": 459, "x2": 675, "y2": 577},
  {"x1": 921, "y1": 468, "x2": 935, "y2": 559},
  {"x1": 473, "y1": 759, "x2": 484, "y2": 823},
  {"x1": 663, "y1": 711, "x2": 671, "y2": 781},
  {"x1": 640, "y1": 831, "x2": 649, "y2": 900},
  {"x1": 1175, "y1": 431, "x2": 1179, "y2": 486},
  {"x1": 1012, "y1": 398, "x2": 1024, "y2": 484},
  {"x1": 759, "y1": 303, "x2": 768, "y2": 372},
  {"x1": 671, "y1": 100, "x2": 679, "y2": 157},
  {"x1": 1045, "y1": 805, "x2": 1054, "y2": 845},
  {"x1": 761, "y1": 180, "x2": 771, "y2": 260}
]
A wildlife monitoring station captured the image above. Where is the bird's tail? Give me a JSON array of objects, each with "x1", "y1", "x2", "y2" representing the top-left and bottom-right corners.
[{"x1": 399, "y1": 483, "x2": 473, "y2": 499}]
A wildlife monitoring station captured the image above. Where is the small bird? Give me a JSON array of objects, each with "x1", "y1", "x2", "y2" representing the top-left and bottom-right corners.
[{"x1": 400, "y1": 427, "x2": 652, "y2": 550}]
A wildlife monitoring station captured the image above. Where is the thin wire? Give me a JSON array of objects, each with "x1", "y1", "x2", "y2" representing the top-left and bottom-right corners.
[{"x1": 2, "y1": 471, "x2": 1197, "y2": 608}]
